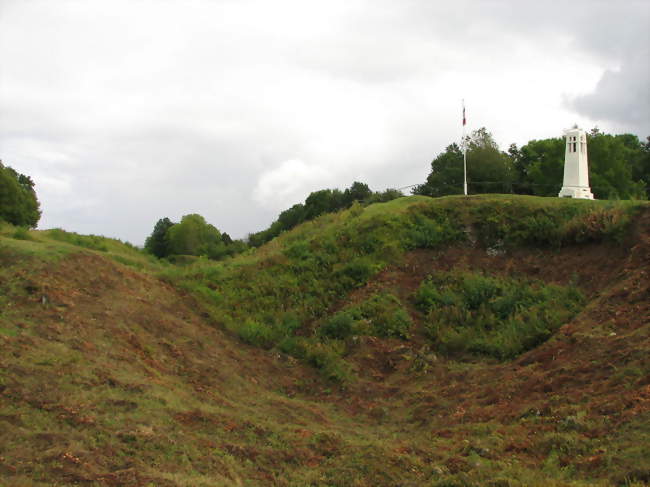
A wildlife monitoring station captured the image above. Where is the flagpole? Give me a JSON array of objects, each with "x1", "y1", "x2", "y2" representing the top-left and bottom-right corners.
[{"x1": 462, "y1": 99, "x2": 468, "y2": 196}]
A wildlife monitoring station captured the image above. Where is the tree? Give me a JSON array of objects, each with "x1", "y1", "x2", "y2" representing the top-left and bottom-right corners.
[
  {"x1": 247, "y1": 181, "x2": 400, "y2": 248},
  {"x1": 166, "y1": 214, "x2": 225, "y2": 258},
  {"x1": 144, "y1": 217, "x2": 175, "y2": 258},
  {"x1": 304, "y1": 189, "x2": 345, "y2": 219},
  {"x1": 514, "y1": 137, "x2": 565, "y2": 196},
  {"x1": 277, "y1": 204, "x2": 307, "y2": 232},
  {"x1": 414, "y1": 128, "x2": 513, "y2": 197},
  {"x1": 419, "y1": 128, "x2": 648, "y2": 200},
  {"x1": 413, "y1": 143, "x2": 464, "y2": 197},
  {"x1": 368, "y1": 188, "x2": 404, "y2": 203},
  {"x1": 636, "y1": 136, "x2": 650, "y2": 195},
  {"x1": 0, "y1": 161, "x2": 41, "y2": 227},
  {"x1": 587, "y1": 132, "x2": 646, "y2": 199},
  {"x1": 343, "y1": 181, "x2": 372, "y2": 206},
  {"x1": 221, "y1": 232, "x2": 233, "y2": 245},
  {"x1": 464, "y1": 128, "x2": 514, "y2": 193}
]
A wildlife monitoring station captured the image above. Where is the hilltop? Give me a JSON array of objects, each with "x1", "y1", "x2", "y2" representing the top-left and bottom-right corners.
[{"x1": 0, "y1": 195, "x2": 649, "y2": 487}]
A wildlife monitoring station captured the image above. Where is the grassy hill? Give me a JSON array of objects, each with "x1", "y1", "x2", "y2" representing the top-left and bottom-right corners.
[{"x1": 0, "y1": 195, "x2": 649, "y2": 486}]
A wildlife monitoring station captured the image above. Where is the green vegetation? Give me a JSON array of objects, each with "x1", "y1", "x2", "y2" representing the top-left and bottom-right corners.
[
  {"x1": 247, "y1": 181, "x2": 404, "y2": 247},
  {"x1": 415, "y1": 128, "x2": 514, "y2": 197},
  {"x1": 143, "y1": 216, "x2": 175, "y2": 257},
  {"x1": 415, "y1": 272, "x2": 584, "y2": 359},
  {"x1": 0, "y1": 194, "x2": 648, "y2": 487},
  {"x1": 0, "y1": 160, "x2": 41, "y2": 227},
  {"x1": 46, "y1": 228, "x2": 111, "y2": 251},
  {"x1": 0, "y1": 224, "x2": 157, "y2": 272},
  {"x1": 415, "y1": 127, "x2": 649, "y2": 199},
  {"x1": 162, "y1": 197, "x2": 464, "y2": 351},
  {"x1": 164, "y1": 195, "x2": 643, "y2": 374},
  {"x1": 144, "y1": 214, "x2": 248, "y2": 261},
  {"x1": 321, "y1": 292, "x2": 413, "y2": 340}
]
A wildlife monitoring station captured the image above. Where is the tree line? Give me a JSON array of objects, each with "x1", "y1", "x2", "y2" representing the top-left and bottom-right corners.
[
  {"x1": 414, "y1": 127, "x2": 649, "y2": 199},
  {"x1": 145, "y1": 182, "x2": 404, "y2": 260},
  {"x1": 4, "y1": 125, "x2": 646, "y2": 260},
  {"x1": 246, "y1": 182, "x2": 403, "y2": 247},
  {"x1": 145, "y1": 127, "x2": 648, "y2": 261}
]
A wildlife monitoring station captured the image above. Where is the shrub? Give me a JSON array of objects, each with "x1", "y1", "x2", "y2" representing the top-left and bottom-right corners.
[
  {"x1": 304, "y1": 341, "x2": 352, "y2": 384},
  {"x1": 406, "y1": 211, "x2": 464, "y2": 249},
  {"x1": 236, "y1": 320, "x2": 279, "y2": 348},
  {"x1": 46, "y1": 228, "x2": 109, "y2": 251},
  {"x1": 561, "y1": 207, "x2": 631, "y2": 244},
  {"x1": 283, "y1": 240, "x2": 312, "y2": 260},
  {"x1": 336, "y1": 258, "x2": 377, "y2": 288},
  {"x1": 320, "y1": 311, "x2": 357, "y2": 339},
  {"x1": 416, "y1": 272, "x2": 584, "y2": 360},
  {"x1": 12, "y1": 227, "x2": 32, "y2": 240},
  {"x1": 321, "y1": 292, "x2": 413, "y2": 340}
]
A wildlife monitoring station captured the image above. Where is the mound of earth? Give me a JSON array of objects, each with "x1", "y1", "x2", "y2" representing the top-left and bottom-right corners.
[{"x1": 0, "y1": 200, "x2": 648, "y2": 486}]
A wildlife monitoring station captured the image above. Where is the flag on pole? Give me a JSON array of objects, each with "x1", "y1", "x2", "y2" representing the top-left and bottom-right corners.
[{"x1": 462, "y1": 101, "x2": 466, "y2": 126}]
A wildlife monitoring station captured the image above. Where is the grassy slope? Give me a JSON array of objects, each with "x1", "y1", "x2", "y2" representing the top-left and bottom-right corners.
[{"x1": 0, "y1": 195, "x2": 649, "y2": 487}]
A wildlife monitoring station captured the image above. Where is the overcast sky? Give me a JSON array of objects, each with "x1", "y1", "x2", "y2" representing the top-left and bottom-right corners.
[{"x1": 1, "y1": 0, "x2": 648, "y2": 244}]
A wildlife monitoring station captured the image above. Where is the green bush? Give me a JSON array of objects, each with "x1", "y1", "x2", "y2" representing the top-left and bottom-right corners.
[
  {"x1": 12, "y1": 227, "x2": 32, "y2": 240},
  {"x1": 336, "y1": 258, "x2": 377, "y2": 288},
  {"x1": 304, "y1": 341, "x2": 352, "y2": 384},
  {"x1": 277, "y1": 336, "x2": 351, "y2": 383},
  {"x1": 321, "y1": 292, "x2": 413, "y2": 340},
  {"x1": 277, "y1": 336, "x2": 307, "y2": 359},
  {"x1": 320, "y1": 311, "x2": 358, "y2": 339},
  {"x1": 406, "y1": 210, "x2": 464, "y2": 249},
  {"x1": 561, "y1": 206, "x2": 631, "y2": 244},
  {"x1": 283, "y1": 240, "x2": 312, "y2": 260},
  {"x1": 415, "y1": 272, "x2": 584, "y2": 360},
  {"x1": 234, "y1": 312, "x2": 302, "y2": 350},
  {"x1": 469, "y1": 199, "x2": 639, "y2": 249},
  {"x1": 46, "y1": 228, "x2": 109, "y2": 251},
  {"x1": 236, "y1": 320, "x2": 280, "y2": 348}
]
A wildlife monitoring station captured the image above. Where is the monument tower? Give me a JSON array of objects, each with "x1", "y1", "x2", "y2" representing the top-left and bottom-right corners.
[{"x1": 558, "y1": 126, "x2": 594, "y2": 199}]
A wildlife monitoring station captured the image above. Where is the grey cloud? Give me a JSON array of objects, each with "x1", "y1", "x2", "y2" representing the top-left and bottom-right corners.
[
  {"x1": 1, "y1": 0, "x2": 648, "y2": 246},
  {"x1": 570, "y1": 51, "x2": 650, "y2": 131}
]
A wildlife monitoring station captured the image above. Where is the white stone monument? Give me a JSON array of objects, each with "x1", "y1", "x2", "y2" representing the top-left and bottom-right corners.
[{"x1": 558, "y1": 126, "x2": 594, "y2": 199}]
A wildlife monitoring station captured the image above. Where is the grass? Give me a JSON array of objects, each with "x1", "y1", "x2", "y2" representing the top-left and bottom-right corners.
[
  {"x1": 0, "y1": 195, "x2": 648, "y2": 486},
  {"x1": 161, "y1": 195, "x2": 643, "y2": 370},
  {"x1": 0, "y1": 223, "x2": 160, "y2": 271}
]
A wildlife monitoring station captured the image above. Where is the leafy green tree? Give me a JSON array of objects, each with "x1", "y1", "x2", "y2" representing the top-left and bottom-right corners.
[
  {"x1": 587, "y1": 132, "x2": 646, "y2": 199},
  {"x1": 415, "y1": 128, "x2": 513, "y2": 197},
  {"x1": 166, "y1": 214, "x2": 225, "y2": 258},
  {"x1": 465, "y1": 128, "x2": 514, "y2": 193},
  {"x1": 368, "y1": 188, "x2": 404, "y2": 203},
  {"x1": 221, "y1": 232, "x2": 233, "y2": 245},
  {"x1": 514, "y1": 137, "x2": 565, "y2": 196},
  {"x1": 277, "y1": 204, "x2": 307, "y2": 231},
  {"x1": 304, "y1": 189, "x2": 345, "y2": 219},
  {"x1": 413, "y1": 143, "x2": 464, "y2": 197},
  {"x1": 343, "y1": 181, "x2": 372, "y2": 205},
  {"x1": 0, "y1": 161, "x2": 41, "y2": 227},
  {"x1": 248, "y1": 181, "x2": 401, "y2": 248},
  {"x1": 636, "y1": 136, "x2": 650, "y2": 190},
  {"x1": 421, "y1": 128, "x2": 648, "y2": 200},
  {"x1": 144, "y1": 217, "x2": 175, "y2": 258}
]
